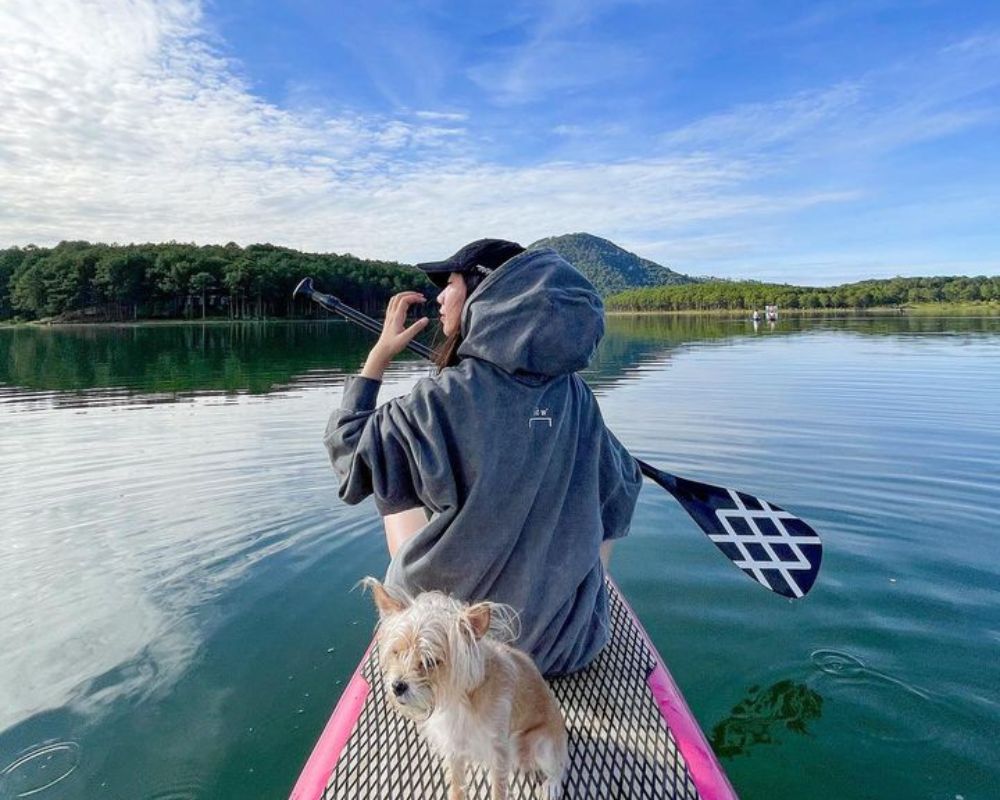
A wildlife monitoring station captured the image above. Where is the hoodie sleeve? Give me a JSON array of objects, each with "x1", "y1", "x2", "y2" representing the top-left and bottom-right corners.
[
  {"x1": 599, "y1": 427, "x2": 643, "y2": 541},
  {"x1": 323, "y1": 375, "x2": 456, "y2": 517}
]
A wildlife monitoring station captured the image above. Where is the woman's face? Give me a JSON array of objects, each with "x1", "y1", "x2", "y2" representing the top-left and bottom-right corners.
[{"x1": 437, "y1": 272, "x2": 468, "y2": 337}]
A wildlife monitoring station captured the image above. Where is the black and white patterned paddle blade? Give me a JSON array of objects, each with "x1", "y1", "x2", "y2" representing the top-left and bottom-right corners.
[{"x1": 670, "y1": 475, "x2": 823, "y2": 599}]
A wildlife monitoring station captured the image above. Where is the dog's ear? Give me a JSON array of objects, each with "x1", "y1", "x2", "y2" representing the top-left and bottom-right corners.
[
  {"x1": 360, "y1": 576, "x2": 408, "y2": 619},
  {"x1": 466, "y1": 603, "x2": 492, "y2": 640}
]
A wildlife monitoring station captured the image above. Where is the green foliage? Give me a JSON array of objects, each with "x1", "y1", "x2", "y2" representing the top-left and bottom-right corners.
[
  {"x1": 606, "y1": 275, "x2": 1000, "y2": 312},
  {"x1": 0, "y1": 241, "x2": 431, "y2": 321},
  {"x1": 0, "y1": 247, "x2": 31, "y2": 318},
  {"x1": 529, "y1": 233, "x2": 697, "y2": 296},
  {"x1": 10, "y1": 241, "x2": 101, "y2": 317},
  {"x1": 3, "y1": 238, "x2": 996, "y2": 321}
]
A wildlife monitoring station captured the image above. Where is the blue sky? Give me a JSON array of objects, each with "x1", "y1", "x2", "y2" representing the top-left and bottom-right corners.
[{"x1": 2, "y1": 0, "x2": 999, "y2": 284}]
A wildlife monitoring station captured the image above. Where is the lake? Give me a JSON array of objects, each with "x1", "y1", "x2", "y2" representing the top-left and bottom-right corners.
[{"x1": 1, "y1": 315, "x2": 998, "y2": 800}]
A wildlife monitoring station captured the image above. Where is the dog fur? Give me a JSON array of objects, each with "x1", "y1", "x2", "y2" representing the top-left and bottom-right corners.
[{"x1": 362, "y1": 577, "x2": 568, "y2": 800}]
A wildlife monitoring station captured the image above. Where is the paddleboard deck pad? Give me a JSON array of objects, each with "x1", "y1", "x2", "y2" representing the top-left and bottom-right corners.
[{"x1": 291, "y1": 579, "x2": 736, "y2": 799}]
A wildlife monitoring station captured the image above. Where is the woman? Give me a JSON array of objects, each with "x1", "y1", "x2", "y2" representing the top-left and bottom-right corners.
[{"x1": 324, "y1": 239, "x2": 643, "y2": 676}]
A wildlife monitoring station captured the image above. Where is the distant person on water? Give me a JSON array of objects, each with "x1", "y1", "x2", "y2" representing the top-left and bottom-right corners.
[{"x1": 323, "y1": 239, "x2": 643, "y2": 676}]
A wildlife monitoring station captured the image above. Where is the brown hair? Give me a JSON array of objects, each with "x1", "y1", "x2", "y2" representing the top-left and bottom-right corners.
[
  {"x1": 432, "y1": 329, "x2": 463, "y2": 371},
  {"x1": 430, "y1": 271, "x2": 485, "y2": 372}
]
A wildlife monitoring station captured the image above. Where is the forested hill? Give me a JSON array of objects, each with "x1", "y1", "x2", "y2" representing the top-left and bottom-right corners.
[
  {"x1": 3, "y1": 240, "x2": 996, "y2": 322},
  {"x1": 529, "y1": 233, "x2": 698, "y2": 296},
  {"x1": 0, "y1": 234, "x2": 698, "y2": 322},
  {"x1": 606, "y1": 276, "x2": 1000, "y2": 312},
  {"x1": 0, "y1": 241, "x2": 428, "y2": 322}
]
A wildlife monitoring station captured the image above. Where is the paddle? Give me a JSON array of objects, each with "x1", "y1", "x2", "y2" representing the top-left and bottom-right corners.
[{"x1": 294, "y1": 277, "x2": 823, "y2": 599}]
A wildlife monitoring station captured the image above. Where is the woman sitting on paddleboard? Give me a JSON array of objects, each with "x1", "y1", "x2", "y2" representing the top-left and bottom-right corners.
[{"x1": 324, "y1": 239, "x2": 643, "y2": 676}]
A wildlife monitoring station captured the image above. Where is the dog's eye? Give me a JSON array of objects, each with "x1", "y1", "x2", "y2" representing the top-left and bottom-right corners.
[{"x1": 421, "y1": 657, "x2": 441, "y2": 672}]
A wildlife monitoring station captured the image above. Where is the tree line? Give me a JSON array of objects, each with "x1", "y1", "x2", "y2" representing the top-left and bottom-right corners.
[
  {"x1": 605, "y1": 275, "x2": 1000, "y2": 312},
  {"x1": 0, "y1": 241, "x2": 431, "y2": 322},
  {"x1": 3, "y1": 241, "x2": 997, "y2": 321}
]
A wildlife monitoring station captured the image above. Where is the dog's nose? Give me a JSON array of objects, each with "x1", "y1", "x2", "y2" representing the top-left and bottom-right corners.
[{"x1": 391, "y1": 680, "x2": 409, "y2": 697}]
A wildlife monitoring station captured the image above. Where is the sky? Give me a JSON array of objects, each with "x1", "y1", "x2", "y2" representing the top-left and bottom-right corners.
[{"x1": 2, "y1": 0, "x2": 999, "y2": 285}]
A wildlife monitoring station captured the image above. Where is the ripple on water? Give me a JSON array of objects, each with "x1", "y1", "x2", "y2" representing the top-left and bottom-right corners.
[
  {"x1": 811, "y1": 648, "x2": 869, "y2": 678},
  {"x1": 140, "y1": 782, "x2": 207, "y2": 800},
  {"x1": 0, "y1": 741, "x2": 80, "y2": 797},
  {"x1": 810, "y1": 648, "x2": 941, "y2": 745}
]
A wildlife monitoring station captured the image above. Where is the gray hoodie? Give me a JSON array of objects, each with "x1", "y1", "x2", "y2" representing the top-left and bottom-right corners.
[{"x1": 323, "y1": 248, "x2": 643, "y2": 675}]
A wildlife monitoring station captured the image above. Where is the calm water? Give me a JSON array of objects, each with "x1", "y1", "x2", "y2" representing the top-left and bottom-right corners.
[{"x1": 1, "y1": 316, "x2": 998, "y2": 800}]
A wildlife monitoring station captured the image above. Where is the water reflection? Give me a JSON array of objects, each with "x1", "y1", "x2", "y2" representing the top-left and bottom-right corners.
[
  {"x1": 0, "y1": 382, "x2": 382, "y2": 736},
  {"x1": 709, "y1": 680, "x2": 824, "y2": 758},
  {"x1": 2, "y1": 315, "x2": 998, "y2": 409},
  {"x1": 2, "y1": 314, "x2": 999, "y2": 799},
  {"x1": 0, "y1": 322, "x2": 413, "y2": 410}
]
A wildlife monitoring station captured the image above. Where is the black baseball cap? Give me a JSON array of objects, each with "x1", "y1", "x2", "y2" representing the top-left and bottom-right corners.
[{"x1": 415, "y1": 238, "x2": 525, "y2": 288}]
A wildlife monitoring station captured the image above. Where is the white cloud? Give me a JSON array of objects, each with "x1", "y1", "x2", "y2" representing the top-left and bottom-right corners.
[
  {"x1": 1, "y1": 1, "x2": 997, "y2": 283},
  {"x1": 412, "y1": 110, "x2": 469, "y2": 122},
  {"x1": 466, "y1": 38, "x2": 646, "y2": 105},
  {"x1": 0, "y1": 0, "x2": 819, "y2": 265},
  {"x1": 0, "y1": 0, "x2": 472, "y2": 250},
  {"x1": 663, "y1": 82, "x2": 866, "y2": 153},
  {"x1": 663, "y1": 33, "x2": 1000, "y2": 161}
]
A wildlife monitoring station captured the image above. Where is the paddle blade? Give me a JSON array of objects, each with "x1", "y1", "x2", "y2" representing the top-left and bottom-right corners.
[{"x1": 643, "y1": 464, "x2": 822, "y2": 598}]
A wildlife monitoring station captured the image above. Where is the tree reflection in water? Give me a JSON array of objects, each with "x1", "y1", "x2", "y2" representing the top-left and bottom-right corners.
[{"x1": 710, "y1": 680, "x2": 824, "y2": 758}]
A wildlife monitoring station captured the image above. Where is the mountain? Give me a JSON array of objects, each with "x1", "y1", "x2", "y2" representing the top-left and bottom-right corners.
[{"x1": 528, "y1": 233, "x2": 698, "y2": 297}]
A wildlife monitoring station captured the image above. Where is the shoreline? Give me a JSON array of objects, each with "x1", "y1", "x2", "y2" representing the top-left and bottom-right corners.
[
  {"x1": 605, "y1": 302, "x2": 1000, "y2": 317},
  {"x1": 0, "y1": 317, "x2": 354, "y2": 330},
  {"x1": 3, "y1": 302, "x2": 999, "y2": 329}
]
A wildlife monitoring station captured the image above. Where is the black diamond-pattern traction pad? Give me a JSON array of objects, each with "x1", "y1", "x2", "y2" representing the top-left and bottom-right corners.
[{"x1": 323, "y1": 581, "x2": 701, "y2": 799}]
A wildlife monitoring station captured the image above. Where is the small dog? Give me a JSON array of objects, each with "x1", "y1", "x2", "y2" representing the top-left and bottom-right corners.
[{"x1": 362, "y1": 577, "x2": 568, "y2": 800}]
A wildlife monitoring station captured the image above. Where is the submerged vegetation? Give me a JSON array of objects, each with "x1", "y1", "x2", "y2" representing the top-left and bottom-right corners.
[
  {"x1": 606, "y1": 276, "x2": 1000, "y2": 312},
  {"x1": 0, "y1": 241, "x2": 429, "y2": 322}
]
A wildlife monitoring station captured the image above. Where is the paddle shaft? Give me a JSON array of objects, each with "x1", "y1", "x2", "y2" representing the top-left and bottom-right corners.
[
  {"x1": 295, "y1": 278, "x2": 435, "y2": 361},
  {"x1": 295, "y1": 278, "x2": 821, "y2": 598},
  {"x1": 298, "y1": 280, "x2": 675, "y2": 482}
]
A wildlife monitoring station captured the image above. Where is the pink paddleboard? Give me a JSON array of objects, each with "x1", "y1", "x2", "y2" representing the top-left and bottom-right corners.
[{"x1": 291, "y1": 578, "x2": 737, "y2": 799}]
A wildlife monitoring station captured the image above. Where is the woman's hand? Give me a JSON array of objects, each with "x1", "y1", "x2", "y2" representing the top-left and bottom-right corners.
[{"x1": 361, "y1": 291, "x2": 429, "y2": 380}]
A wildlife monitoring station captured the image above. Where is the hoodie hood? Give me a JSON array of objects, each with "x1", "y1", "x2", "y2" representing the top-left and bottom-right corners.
[{"x1": 456, "y1": 248, "x2": 604, "y2": 380}]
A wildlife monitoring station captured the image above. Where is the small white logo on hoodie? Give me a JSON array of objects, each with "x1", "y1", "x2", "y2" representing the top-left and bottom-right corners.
[{"x1": 529, "y1": 408, "x2": 552, "y2": 429}]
